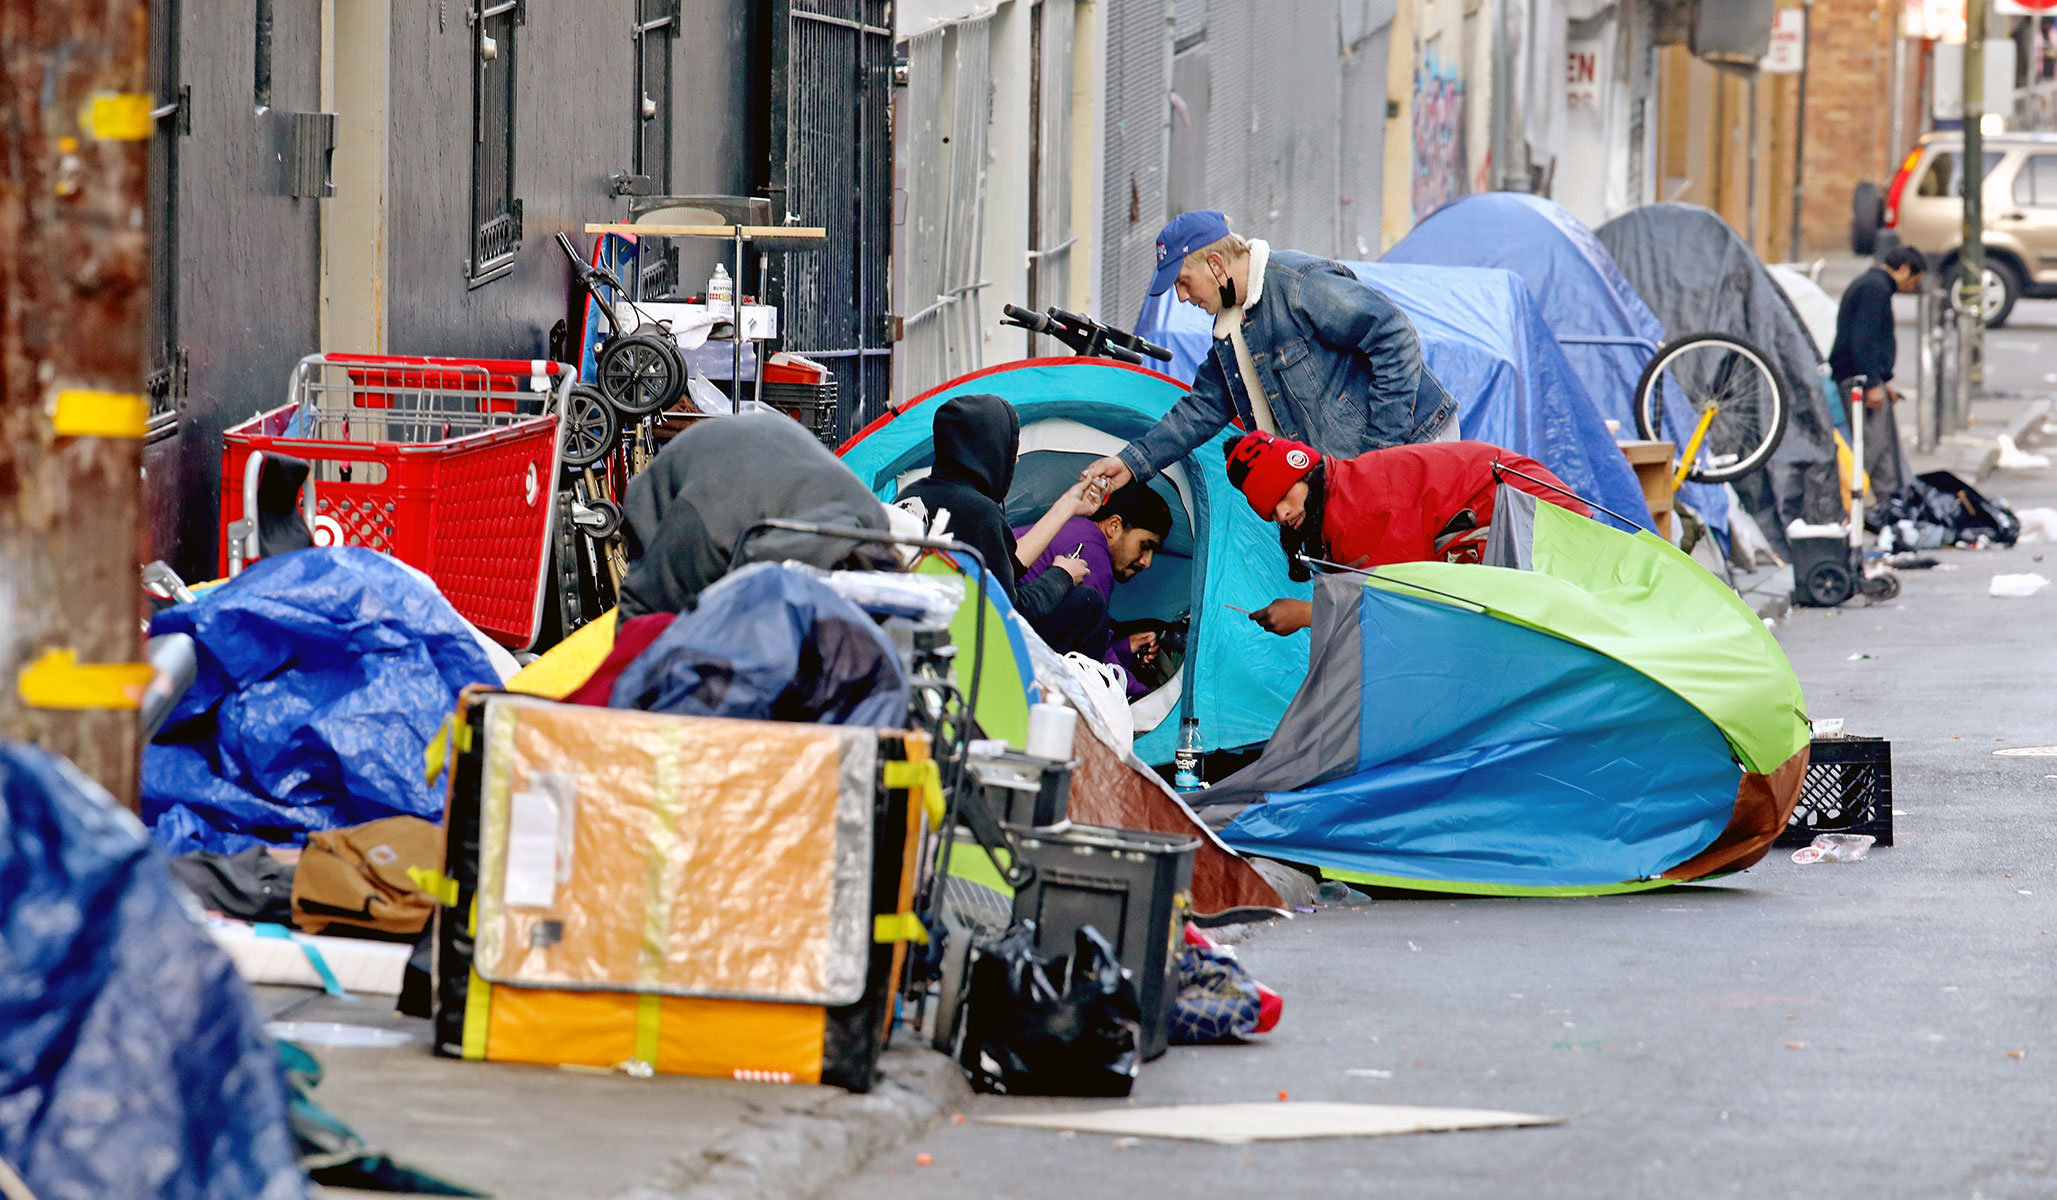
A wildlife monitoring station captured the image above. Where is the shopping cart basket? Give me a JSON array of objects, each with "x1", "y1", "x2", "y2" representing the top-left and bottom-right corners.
[{"x1": 220, "y1": 353, "x2": 574, "y2": 650}]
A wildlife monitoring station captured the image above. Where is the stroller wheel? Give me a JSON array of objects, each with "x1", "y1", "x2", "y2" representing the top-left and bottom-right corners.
[
  {"x1": 599, "y1": 333, "x2": 679, "y2": 416},
  {"x1": 561, "y1": 385, "x2": 620, "y2": 468},
  {"x1": 575, "y1": 496, "x2": 624, "y2": 541},
  {"x1": 632, "y1": 324, "x2": 691, "y2": 411}
]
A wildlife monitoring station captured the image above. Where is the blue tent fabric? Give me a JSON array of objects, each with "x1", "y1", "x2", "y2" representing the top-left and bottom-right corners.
[
  {"x1": 839, "y1": 360, "x2": 1306, "y2": 762},
  {"x1": 1381, "y1": 193, "x2": 1727, "y2": 539},
  {"x1": 145, "y1": 548, "x2": 498, "y2": 855},
  {"x1": 1135, "y1": 262, "x2": 1653, "y2": 532},
  {"x1": 1, "y1": 744, "x2": 306, "y2": 1199},
  {"x1": 609, "y1": 563, "x2": 911, "y2": 727},
  {"x1": 1217, "y1": 586, "x2": 1739, "y2": 888}
]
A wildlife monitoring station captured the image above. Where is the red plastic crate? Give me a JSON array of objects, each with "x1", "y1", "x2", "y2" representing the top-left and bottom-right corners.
[{"x1": 221, "y1": 354, "x2": 572, "y2": 650}]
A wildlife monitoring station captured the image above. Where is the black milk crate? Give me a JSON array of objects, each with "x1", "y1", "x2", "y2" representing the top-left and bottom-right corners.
[
  {"x1": 759, "y1": 379, "x2": 839, "y2": 446},
  {"x1": 1008, "y1": 824, "x2": 1196, "y2": 1062},
  {"x1": 1775, "y1": 734, "x2": 1893, "y2": 848},
  {"x1": 966, "y1": 752, "x2": 1072, "y2": 828}
]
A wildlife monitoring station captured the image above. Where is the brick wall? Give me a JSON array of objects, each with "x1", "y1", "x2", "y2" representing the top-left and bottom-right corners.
[{"x1": 1796, "y1": 0, "x2": 1916, "y2": 256}]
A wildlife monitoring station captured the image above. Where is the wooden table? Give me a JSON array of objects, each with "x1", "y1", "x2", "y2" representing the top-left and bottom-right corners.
[{"x1": 1616, "y1": 440, "x2": 1677, "y2": 541}]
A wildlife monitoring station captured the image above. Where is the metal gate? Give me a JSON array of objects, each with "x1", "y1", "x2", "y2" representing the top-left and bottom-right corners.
[{"x1": 769, "y1": 0, "x2": 896, "y2": 439}]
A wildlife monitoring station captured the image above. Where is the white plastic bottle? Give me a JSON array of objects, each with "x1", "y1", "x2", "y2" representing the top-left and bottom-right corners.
[{"x1": 706, "y1": 263, "x2": 734, "y2": 314}]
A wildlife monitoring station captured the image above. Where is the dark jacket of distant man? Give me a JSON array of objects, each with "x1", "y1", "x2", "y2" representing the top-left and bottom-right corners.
[{"x1": 1827, "y1": 265, "x2": 1898, "y2": 391}]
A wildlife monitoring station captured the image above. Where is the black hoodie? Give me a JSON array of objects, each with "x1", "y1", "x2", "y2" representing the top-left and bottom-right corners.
[
  {"x1": 898, "y1": 394, "x2": 1071, "y2": 619},
  {"x1": 617, "y1": 412, "x2": 895, "y2": 618}
]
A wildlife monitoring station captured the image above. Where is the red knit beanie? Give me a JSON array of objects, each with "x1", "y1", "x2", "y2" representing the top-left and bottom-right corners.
[{"x1": 1223, "y1": 430, "x2": 1318, "y2": 518}]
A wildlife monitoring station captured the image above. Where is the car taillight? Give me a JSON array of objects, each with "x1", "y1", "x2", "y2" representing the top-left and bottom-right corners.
[{"x1": 1884, "y1": 147, "x2": 1922, "y2": 228}]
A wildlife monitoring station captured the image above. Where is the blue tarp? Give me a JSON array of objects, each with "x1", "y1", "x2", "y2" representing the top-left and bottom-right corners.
[
  {"x1": 1218, "y1": 586, "x2": 1738, "y2": 889},
  {"x1": 1135, "y1": 261, "x2": 1654, "y2": 532},
  {"x1": 1, "y1": 744, "x2": 305, "y2": 1199},
  {"x1": 145, "y1": 548, "x2": 497, "y2": 854},
  {"x1": 610, "y1": 563, "x2": 911, "y2": 726},
  {"x1": 1381, "y1": 192, "x2": 1727, "y2": 539}
]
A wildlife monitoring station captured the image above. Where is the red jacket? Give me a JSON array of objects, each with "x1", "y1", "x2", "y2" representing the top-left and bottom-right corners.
[{"x1": 1319, "y1": 441, "x2": 1590, "y2": 568}]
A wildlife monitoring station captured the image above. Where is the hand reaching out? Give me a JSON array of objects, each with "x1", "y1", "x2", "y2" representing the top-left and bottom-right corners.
[
  {"x1": 1249, "y1": 599, "x2": 1313, "y2": 636},
  {"x1": 1080, "y1": 456, "x2": 1132, "y2": 499}
]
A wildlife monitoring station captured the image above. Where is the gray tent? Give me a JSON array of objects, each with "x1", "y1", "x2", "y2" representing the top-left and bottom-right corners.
[{"x1": 1597, "y1": 204, "x2": 1842, "y2": 549}]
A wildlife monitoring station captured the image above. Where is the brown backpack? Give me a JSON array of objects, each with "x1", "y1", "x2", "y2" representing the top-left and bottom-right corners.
[{"x1": 290, "y1": 816, "x2": 441, "y2": 938}]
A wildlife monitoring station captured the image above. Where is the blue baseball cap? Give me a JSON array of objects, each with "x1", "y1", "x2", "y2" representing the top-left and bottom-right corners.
[{"x1": 1149, "y1": 209, "x2": 1232, "y2": 296}]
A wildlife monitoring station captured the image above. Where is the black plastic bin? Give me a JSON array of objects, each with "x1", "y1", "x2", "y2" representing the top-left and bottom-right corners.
[
  {"x1": 1790, "y1": 533, "x2": 1857, "y2": 607},
  {"x1": 1775, "y1": 734, "x2": 1893, "y2": 847},
  {"x1": 1008, "y1": 824, "x2": 1196, "y2": 1061}
]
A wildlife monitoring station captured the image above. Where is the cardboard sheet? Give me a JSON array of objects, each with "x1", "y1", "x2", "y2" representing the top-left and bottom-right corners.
[{"x1": 978, "y1": 1102, "x2": 1564, "y2": 1145}]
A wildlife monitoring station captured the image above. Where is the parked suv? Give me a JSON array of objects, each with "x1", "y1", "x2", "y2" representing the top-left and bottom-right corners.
[{"x1": 1881, "y1": 131, "x2": 2057, "y2": 328}]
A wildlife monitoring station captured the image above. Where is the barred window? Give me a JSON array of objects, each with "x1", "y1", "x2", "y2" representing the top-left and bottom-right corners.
[
  {"x1": 470, "y1": 0, "x2": 522, "y2": 282},
  {"x1": 634, "y1": 0, "x2": 676, "y2": 195}
]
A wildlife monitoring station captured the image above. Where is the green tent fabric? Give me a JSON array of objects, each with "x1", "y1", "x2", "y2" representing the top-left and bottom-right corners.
[{"x1": 916, "y1": 554, "x2": 1035, "y2": 748}]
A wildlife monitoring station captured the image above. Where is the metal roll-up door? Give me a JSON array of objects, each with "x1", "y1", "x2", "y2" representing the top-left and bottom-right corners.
[
  {"x1": 1341, "y1": 23, "x2": 1389, "y2": 256},
  {"x1": 1100, "y1": 0, "x2": 1172, "y2": 328}
]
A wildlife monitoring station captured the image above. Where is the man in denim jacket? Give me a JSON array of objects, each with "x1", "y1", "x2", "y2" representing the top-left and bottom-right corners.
[{"x1": 1081, "y1": 210, "x2": 1458, "y2": 496}]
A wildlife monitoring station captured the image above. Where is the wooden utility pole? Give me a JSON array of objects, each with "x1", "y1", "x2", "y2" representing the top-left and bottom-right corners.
[{"x1": 0, "y1": 2, "x2": 152, "y2": 806}]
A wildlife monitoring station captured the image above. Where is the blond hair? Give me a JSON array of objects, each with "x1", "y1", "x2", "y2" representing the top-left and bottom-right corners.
[{"x1": 1183, "y1": 232, "x2": 1250, "y2": 270}]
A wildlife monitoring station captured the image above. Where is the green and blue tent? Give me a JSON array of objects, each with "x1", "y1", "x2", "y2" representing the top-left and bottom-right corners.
[{"x1": 1202, "y1": 490, "x2": 1811, "y2": 896}]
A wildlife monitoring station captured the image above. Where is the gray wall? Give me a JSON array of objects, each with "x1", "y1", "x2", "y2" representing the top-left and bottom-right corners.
[
  {"x1": 150, "y1": 0, "x2": 325, "y2": 579},
  {"x1": 148, "y1": 2, "x2": 765, "y2": 577},
  {"x1": 385, "y1": 2, "x2": 765, "y2": 357}
]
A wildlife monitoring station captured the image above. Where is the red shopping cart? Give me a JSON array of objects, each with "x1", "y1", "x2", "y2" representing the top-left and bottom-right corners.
[{"x1": 221, "y1": 353, "x2": 574, "y2": 650}]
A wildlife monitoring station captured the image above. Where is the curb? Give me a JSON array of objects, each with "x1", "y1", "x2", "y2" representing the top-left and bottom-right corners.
[
  {"x1": 612, "y1": 1048, "x2": 970, "y2": 1200},
  {"x1": 1969, "y1": 398, "x2": 2055, "y2": 483}
]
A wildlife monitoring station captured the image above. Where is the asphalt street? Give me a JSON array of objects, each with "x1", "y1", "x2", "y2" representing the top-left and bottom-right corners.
[{"x1": 820, "y1": 298, "x2": 2057, "y2": 1200}]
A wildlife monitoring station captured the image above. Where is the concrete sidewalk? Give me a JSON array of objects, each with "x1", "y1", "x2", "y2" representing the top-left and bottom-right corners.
[{"x1": 271, "y1": 985, "x2": 968, "y2": 1200}]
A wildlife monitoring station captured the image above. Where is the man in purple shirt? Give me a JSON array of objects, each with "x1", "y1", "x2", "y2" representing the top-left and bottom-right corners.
[{"x1": 1014, "y1": 481, "x2": 1171, "y2": 691}]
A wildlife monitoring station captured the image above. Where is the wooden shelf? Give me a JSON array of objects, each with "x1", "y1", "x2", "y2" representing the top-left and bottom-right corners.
[{"x1": 583, "y1": 222, "x2": 827, "y2": 242}]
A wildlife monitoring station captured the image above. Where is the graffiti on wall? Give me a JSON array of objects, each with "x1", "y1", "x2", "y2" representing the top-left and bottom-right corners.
[{"x1": 1411, "y1": 51, "x2": 1467, "y2": 221}]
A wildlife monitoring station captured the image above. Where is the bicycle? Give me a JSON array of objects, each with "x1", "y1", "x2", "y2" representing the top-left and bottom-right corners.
[
  {"x1": 1631, "y1": 332, "x2": 1791, "y2": 490},
  {"x1": 1000, "y1": 303, "x2": 1175, "y2": 366}
]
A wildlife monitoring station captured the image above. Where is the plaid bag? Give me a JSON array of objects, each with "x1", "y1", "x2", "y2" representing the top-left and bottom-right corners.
[{"x1": 1169, "y1": 944, "x2": 1263, "y2": 1044}]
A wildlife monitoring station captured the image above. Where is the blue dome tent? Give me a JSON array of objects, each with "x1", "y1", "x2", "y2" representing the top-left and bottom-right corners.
[
  {"x1": 1134, "y1": 261, "x2": 1653, "y2": 533},
  {"x1": 838, "y1": 359, "x2": 1306, "y2": 764},
  {"x1": 1380, "y1": 192, "x2": 1728, "y2": 541}
]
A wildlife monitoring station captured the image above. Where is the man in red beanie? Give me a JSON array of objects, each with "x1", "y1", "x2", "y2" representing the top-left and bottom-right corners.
[{"x1": 1223, "y1": 430, "x2": 1590, "y2": 635}]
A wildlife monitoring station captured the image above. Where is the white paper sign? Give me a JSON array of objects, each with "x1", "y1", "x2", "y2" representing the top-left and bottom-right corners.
[
  {"x1": 1761, "y1": 9, "x2": 1805, "y2": 75},
  {"x1": 505, "y1": 782, "x2": 569, "y2": 909}
]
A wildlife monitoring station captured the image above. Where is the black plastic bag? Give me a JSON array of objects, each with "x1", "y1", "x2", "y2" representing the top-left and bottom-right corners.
[
  {"x1": 1869, "y1": 470, "x2": 2020, "y2": 545},
  {"x1": 958, "y1": 922, "x2": 1140, "y2": 1096}
]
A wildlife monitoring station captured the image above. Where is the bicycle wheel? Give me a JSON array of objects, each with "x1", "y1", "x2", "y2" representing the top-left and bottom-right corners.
[{"x1": 1633, "y1": 332, "x2": 1789, "y2": 484}]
